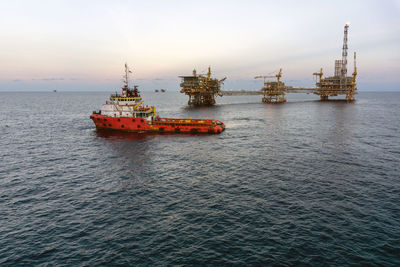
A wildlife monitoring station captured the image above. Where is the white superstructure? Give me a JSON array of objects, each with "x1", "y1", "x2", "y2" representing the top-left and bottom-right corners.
[
  {"x1": 96, "y1": 63, "x2": 157, "y2": 121},
  {"x1": 100, "y1": 96, "x2": 156, "y2": 121}
]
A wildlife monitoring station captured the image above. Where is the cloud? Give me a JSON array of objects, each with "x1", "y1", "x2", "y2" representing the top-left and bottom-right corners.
[
  {"x1": 31, "y1": 78, "x2": 65, "y2": 81},
  {"x1": 13, "y1": 79, "x2": 23, "y2": 82}
]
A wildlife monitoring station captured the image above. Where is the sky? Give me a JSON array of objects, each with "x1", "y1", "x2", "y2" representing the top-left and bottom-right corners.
[{"x1": 0, "y1": 0, "x2": 399, "y2": 91}]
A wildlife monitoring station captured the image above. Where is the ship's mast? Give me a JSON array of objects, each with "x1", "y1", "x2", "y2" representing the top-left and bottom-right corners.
[
  {"x1": 123, "y1": 63, "x2": 131, "y2": 89},
  {"x1": 122, "y1": 63, "x2": 134, "y2": 97}
]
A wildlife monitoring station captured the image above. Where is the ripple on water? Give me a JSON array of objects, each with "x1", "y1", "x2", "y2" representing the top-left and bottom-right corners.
[{"x1": 0, "y1": 92, "x2": 400, "y2": 265}]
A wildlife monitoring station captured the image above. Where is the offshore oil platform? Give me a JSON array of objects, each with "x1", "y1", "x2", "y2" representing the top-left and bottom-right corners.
[
  {"x1": 312, "y1": 22, "x2": 357, "y2": 102},
  {"x1": 254, "y1": 68, "x2": 286, "y2": 103},
  {"x1": 179, "y1": 67, "x2": 226, "y2": 105},
  {"x1": 180, "y1": 23, "x2": 357, "y2": 105}
]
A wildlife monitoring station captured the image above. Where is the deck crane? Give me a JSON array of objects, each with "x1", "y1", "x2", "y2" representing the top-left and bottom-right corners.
[
  {"x1": 254, "y1": 75, "x2": 276, "y2": 84},
  {"x1": 255, "y1": 68, "x2": 283, "y2": 87},
  {"x1": 313, "y1": 68, "x2": 323, "y2": 83},
  {"x1": 352, "y1": 52, "x2": 357, "y2": 83},
  {"x1": 217, "y1": 77, "x2": 227, "y2": 96}
]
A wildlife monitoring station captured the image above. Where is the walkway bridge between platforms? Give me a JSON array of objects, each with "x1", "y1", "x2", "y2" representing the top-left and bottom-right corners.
[
  {"x1": 220, "y1": 87, "x2": 316, "y2": 96},
  {"x1": 220, "y1": 90, "x2": 263, "y2": 96}
]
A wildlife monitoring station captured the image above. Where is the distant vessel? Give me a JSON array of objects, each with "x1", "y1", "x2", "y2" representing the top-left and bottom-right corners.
[
  {"x1": 160, "y1": 89, "x2": 166, "y2": 92},
  {"x1": 155, "y1": 89, "x2": 159, "y2": 93},
  {"x1": 90, "y1": 64, "x2": 225, "y2": 134},
  {"x1": 53, "y1": 89, "x2": 57, "y2": 93}
]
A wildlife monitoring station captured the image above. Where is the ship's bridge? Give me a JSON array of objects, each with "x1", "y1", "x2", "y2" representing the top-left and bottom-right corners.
[{"x1": 110, "y1": 96, "x2": 142, "y2": 101}]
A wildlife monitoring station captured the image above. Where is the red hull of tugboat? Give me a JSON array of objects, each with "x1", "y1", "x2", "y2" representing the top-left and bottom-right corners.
[{"x1": 90, "y1": 114, "x2": 225, "y2": 134}]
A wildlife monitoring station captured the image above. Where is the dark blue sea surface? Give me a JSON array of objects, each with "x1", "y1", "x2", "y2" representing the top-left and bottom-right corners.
[{"x1": 1, "y1": 91, "x2": 399, "y2": 266}]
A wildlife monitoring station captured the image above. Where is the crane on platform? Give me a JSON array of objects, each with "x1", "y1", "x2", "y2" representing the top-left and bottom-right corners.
[
  {"x1": 254, "y1": 68, "x2": 283, "y2": 84},
  {"x1": 207, "y1": 66, "x2": 211, "y2": 80},
  {"x1": 254, "y1": 75, "x2": 275, "y2": 84},
  {"x1": 313, "y1": 68, "x2": 323, "y2": 83},
  {"x1": 352, "y1": 52, "x2": 357, "y2": 83},
  {"x1": 217, "y1": 77, "x2": 227, "y2": 96},
  {"x1": 276, "y1": 68, "x2": 282, "y2": 86}
]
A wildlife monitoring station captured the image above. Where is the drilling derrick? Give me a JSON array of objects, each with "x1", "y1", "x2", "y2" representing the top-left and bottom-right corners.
[
  {"x1": 255, "y1": 68, "x2": 286, "y2": 103},
  {"x1": 341, "y1": 23, "x2": 349, "y2": 78},
  {"x1": 314, "y1": 23, "x2": 357, "y2": 101},
  {"x1": 179, "y1": 67, "x2": 226, "y2": 106}
]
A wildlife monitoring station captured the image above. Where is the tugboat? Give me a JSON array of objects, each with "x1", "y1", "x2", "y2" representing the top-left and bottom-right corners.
[{"x1": 90, "y1": 64, "x2": 225, "y2": 134}]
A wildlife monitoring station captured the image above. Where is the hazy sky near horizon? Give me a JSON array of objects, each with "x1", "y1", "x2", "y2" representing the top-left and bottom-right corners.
[{"x1": 1, "y1": 0, "x2": 399, "y2": 91}]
